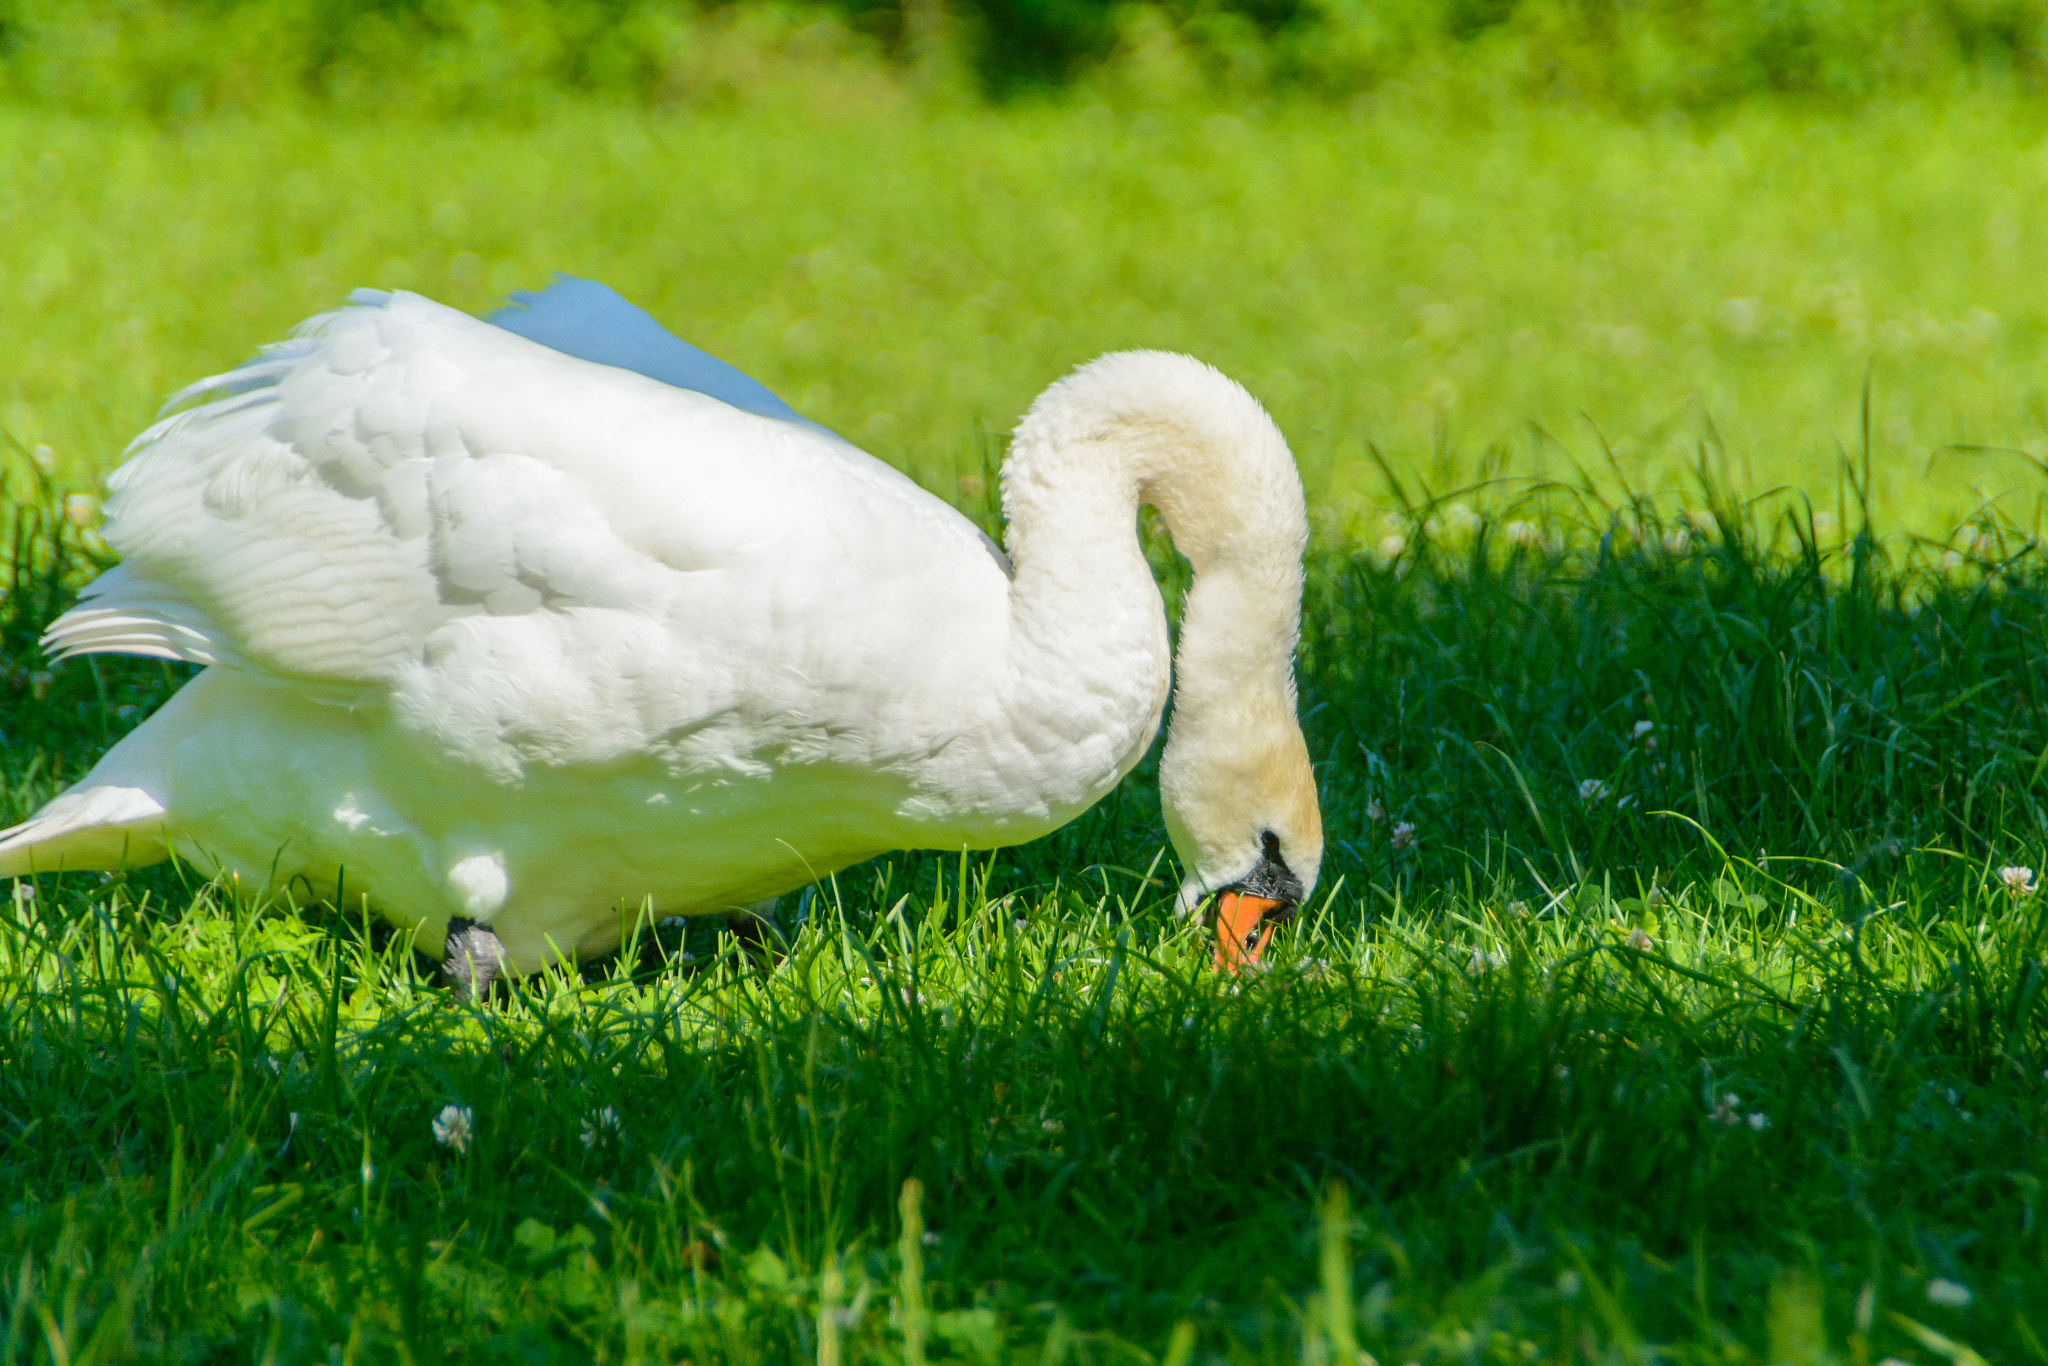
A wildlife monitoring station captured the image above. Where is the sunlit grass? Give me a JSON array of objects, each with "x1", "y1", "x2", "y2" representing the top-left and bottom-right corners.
[
  {"x1": 7, "y1": 90, "x2": 2048, "y2": 536},
  {"x1": 4, "y1": 83, "x2": 2048, "y2": 1362},
  {"x1": 0, "y1": 809, "x2": 2041, "y2": 1360},
  {"x1": 0, "y1": 459, "x2": 2043, "y2": 1358}
]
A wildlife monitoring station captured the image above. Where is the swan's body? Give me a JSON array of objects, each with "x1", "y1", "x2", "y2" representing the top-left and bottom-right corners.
[{"x1": 0, "y1": 280, "x2": 1320, "y2": 973}]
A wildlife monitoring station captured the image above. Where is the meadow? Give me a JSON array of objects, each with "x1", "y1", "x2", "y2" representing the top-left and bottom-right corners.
[
  {"x1": 3, "y1": 16, "x2": 2048, "y2": 1362},
  {"x1": 10, "y1": 439, "x2": 2048, "y2": 1363},
  {"x1": 11, "y1": 89, "x2": 2048, "y2": 537}
]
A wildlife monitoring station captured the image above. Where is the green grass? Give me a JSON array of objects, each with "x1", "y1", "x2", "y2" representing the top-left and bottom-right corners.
[
  {"x1": 0, "y1": 450, "x2": 2044, "y2": 1360},
  {"x1": 5, "y1": 80, "x2": 2048, "y2": 1364},
  {"x1": 10, "y1": 93, "x2": 2048, "y2": 539}
]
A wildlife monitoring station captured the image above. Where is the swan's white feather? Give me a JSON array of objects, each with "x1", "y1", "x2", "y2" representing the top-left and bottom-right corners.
[
  {"x1": 73, "y1": 287, "x2": 1000, "y2": 688},
  {"x1": 42, "y1": 563, "x2": 246, "y2": 667},
  {"x1": 0, "y1": 782, "x2": 168, "y2": 874}
]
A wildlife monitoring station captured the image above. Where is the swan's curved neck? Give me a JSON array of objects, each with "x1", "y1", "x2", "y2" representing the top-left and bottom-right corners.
[{"x1": 994, "y1": 352, "x2": 1308, "y2": 821}]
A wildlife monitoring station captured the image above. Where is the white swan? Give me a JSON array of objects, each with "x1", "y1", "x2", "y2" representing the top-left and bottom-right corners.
[{"x1": 0, "y1": 279, "x2": 1321, "y2": 983}]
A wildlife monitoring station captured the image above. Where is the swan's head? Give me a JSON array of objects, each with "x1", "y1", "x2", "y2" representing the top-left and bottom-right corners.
[{"x1": 1160, "y1": 695, "x2": 1323, "y2": 969}]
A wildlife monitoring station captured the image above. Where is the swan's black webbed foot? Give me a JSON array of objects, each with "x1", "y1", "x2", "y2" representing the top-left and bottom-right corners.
[
  {"x1": 723, "y1": 896, "x2": 787, "y2": 968},
  {"x1": 443, "y1": 916, "x2": 508, "y2": 1000}
]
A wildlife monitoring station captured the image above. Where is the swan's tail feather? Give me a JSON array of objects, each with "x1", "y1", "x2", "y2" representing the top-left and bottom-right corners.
[
  {"x1": 0, "y1": 784, "x2": 171, "y2": 879},
  {"x1": 41, "y1": 564, "x2": 246, "y2": 669}
]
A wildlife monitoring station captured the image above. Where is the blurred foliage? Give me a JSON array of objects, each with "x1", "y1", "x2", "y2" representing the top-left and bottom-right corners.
[
  {"x1": 4, "y1": 0, "x2": 2048, "y2": 114},
  {"x1": 12, "y1": 98, "x2": 2048, "y2": 543}
]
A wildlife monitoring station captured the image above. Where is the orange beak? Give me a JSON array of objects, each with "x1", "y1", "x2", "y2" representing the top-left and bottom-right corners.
[{"x1": 1213, "y1": 891, "x2": 1286, "y2": 972}]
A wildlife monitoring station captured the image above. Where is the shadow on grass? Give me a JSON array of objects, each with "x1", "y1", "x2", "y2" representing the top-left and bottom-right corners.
[{"x1": 0, "y1": 446, "x2": 2040, "y2": 1358}]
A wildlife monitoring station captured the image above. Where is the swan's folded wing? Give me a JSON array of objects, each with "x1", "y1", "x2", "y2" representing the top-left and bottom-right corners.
[{"x1": 45, "y1": 289, "x2": 888, "y2": 685}]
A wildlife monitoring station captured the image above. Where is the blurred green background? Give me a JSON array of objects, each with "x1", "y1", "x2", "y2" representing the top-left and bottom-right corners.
[{"x1": 5, "y1": 0, "x2": 2048, "y2": 535}]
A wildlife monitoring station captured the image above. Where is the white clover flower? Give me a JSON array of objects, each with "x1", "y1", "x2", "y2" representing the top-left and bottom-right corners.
[
  {"x1": 1924, "y1": 1278, "x2": 1973, "y2": 1308},
  {"x1": 1717, "y1": 298, "x2": 1760, "y2": 335},
  {"x1": 1504, "y1": 519, "x2": 1540, "y2": 547},
  {"x1": 1709, "y1": 1094, "x2": 1743, "y2": 1126},
  {"x1": 1504, "y1": 900, "x2": 1530, "y2": 918},
  {"x1": 1625, "y1": 927, "x2": 1654, "y2": 952},
  {"x1": 1578, "y1": 778, "x2": 1610, "y2": 804},
  {"x1": 1040, "y1": 1118, "x2": 1064, "y2": 1134},
  {"x1": 1467, "y1": 945, "x2": 1505, "y2": 976},
  {"x1": 580, "y1": 1106, "x2": 623, "y2": 1149},
  {"x1": 432, "y1": 1103, "x2": 474, "y2": 1154},
  {"x1": 1746, "y1": 1111, "x2": 1769, "y2": 1131},
  {"x1": 1390, "y1": 821, "x2": 1417, "y2": 851},
  {"x1": 1997, "y1": 866, "x2": 2035, "y2": 897},
  {"x1": 63, "y1": 493, "x2": 98, "y2": 529},
  {"x1": 1631, "y1": 720, "x2": 1657, "y2": 750},
  {"x1": 1376, "y1": 533, "x2": 1407, "y2": 564},
  {"x1": 30, "y1": 444, "x2": 56, "y2": 473},
  {"x1": 1365, "y1": 797, "x2": 1386, "y2": 823}
]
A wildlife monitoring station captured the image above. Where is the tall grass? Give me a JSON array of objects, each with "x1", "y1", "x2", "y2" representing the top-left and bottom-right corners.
[
  {"x1": 1306, "y1": 458, "x2": 2048, "y2": 895},
  {"x1": 0, "y1": 464, "x2": 2040, "y2": 1360}
]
